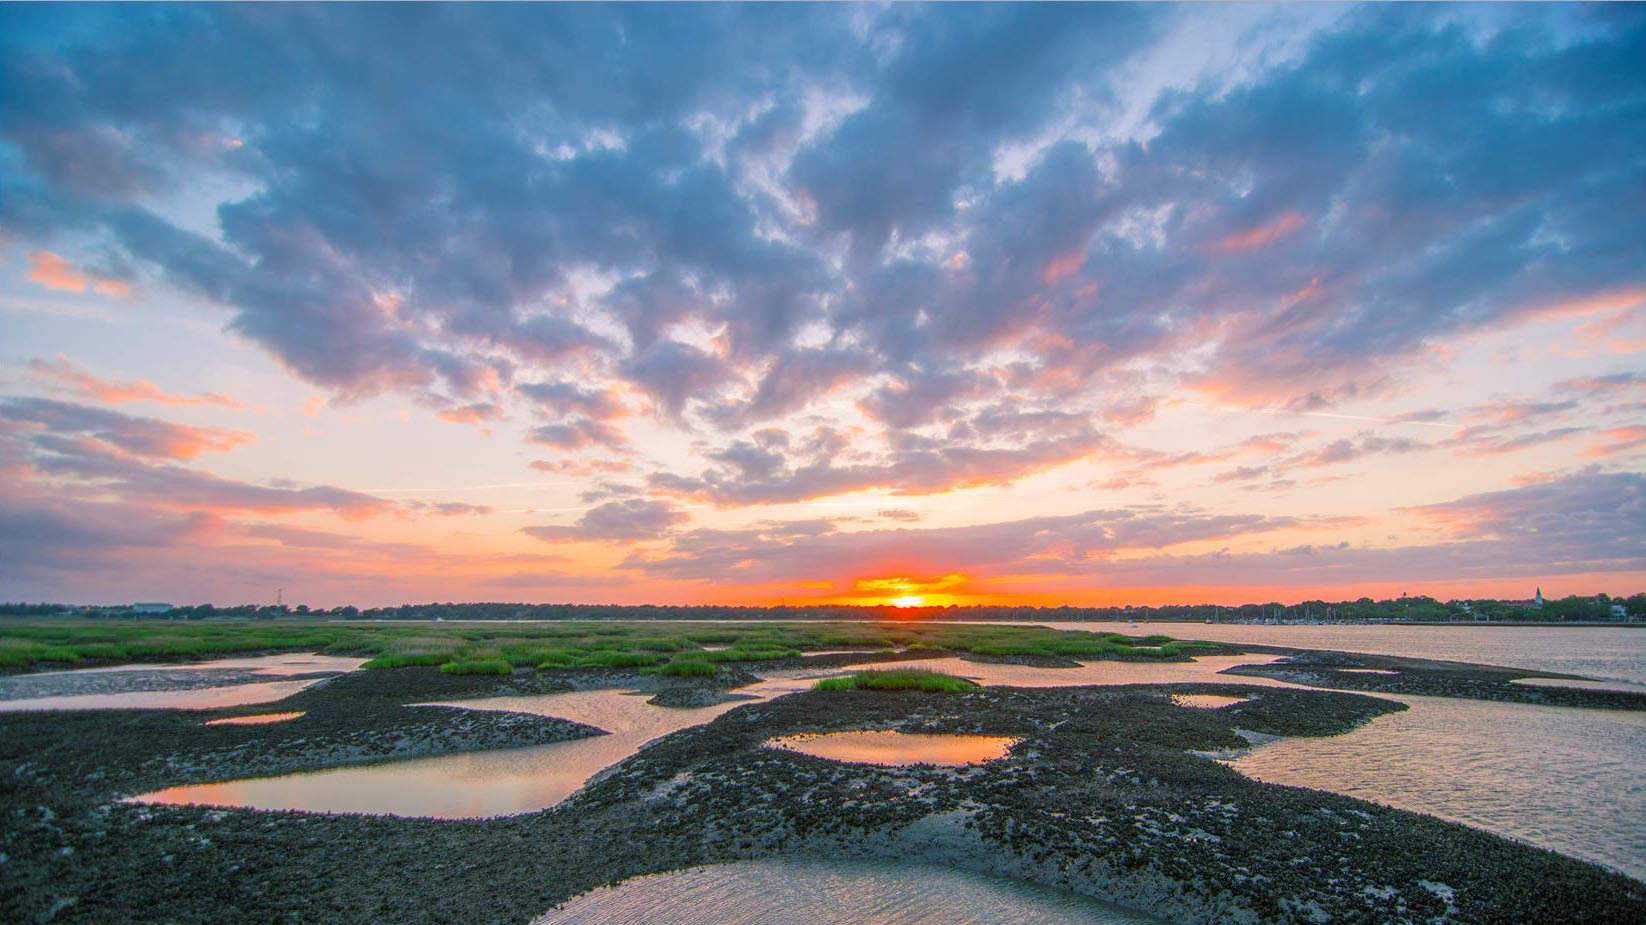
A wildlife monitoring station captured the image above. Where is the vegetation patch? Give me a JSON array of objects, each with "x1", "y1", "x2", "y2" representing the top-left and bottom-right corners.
[
  {"x1": 0, "y1": 619, "x2": 1230, "y2": 675},
  {"x1": 656, "y1": 658, "x2": 718, "y2": 678},
  {"x1": 438, "y1": 658, "x2": 513, "y2": 676},
  {"x1": 816, "y1": 669, "x2": 978, "y2": 693}
]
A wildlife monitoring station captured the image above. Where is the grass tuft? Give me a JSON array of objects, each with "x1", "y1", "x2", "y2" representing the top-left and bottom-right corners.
[
  {"x1": 815, "y1": 668, "x2": 977, "y2": 693},
  {"x1": 656, "y1": 657, "x2": 718, "y2": 678},
  {"x1": 438, "y1": 658, "x2": 513, "y2": 675}
]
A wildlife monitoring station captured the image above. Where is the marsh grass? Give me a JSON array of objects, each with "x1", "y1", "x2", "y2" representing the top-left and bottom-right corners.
[
  {"x1": 438, "y1": 658, "x2": 513, "y2": 675},
  {"x1": 656, "y1": 657, "x2": 718, "y2": 677},
  {"x1": 816, "y1": 669, "x2": 978, "y2": 693},
  {"x1": 0, "y1": 618, "x2": 1226, "y2": 674}
]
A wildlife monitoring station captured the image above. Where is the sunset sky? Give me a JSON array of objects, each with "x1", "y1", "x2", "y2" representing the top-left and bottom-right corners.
[{"x1": 1, "y1": 3, "x2": 1642, "y2": 608}]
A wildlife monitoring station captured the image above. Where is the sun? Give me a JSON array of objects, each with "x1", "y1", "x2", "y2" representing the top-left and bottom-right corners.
[{"x1": 889, "y1": 595, "x2": 926, "y2": 608}]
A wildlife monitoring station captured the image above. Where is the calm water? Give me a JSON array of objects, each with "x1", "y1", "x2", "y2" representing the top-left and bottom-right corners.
[
  {"x1": 0, "y1": 678, "x2": 328, "y2": 712},
  {"x1": 1229, "y1": 693, "x2": 1646, "y2": 881},
  {"x1": 764, "y1": 730, "x2": 1019, "y2": 766},
  {"x1": 204, "y1": 711, "x2": 306, "y2": 726},
  {"x1": 536, "y1": 858, "x2": 1161, "y2": 925},
  {"x1": 0, "y1": 653, "x2": 363, "y2": 712},
  {"x1": 1031, "y1": 622, "x2": 1646, "y2": 685},
  {"x1": 132, "y1": 672, "x2": 823, "y2": 818}
]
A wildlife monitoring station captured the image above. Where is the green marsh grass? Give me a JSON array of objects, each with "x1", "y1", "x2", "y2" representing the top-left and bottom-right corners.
[
  {"x1": 438, "y1": 658, "x2": 514, "y2": 675},
  {"x1": 656, "y1": 658, "x2": 719, "y2": 678},
  {"x1": 816, "y1": 669, "x2": 978, "y2": 693},
  {"x1": 0, "y1": 618, "x2": 1226, "y2": 675}
]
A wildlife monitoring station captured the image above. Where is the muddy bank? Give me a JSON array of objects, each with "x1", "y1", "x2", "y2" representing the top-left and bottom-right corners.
[
  {"x1": 3, "y1": 669, "x2": 1642, "y2": 924},
  {"x1": 1222, "y1": 651, "x2": 1646, "y2": 710}
]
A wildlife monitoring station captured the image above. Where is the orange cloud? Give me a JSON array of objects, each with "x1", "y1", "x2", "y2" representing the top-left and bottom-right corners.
[
  {"x1": 26, "y1": 251, "x2": 132, "y2": 298},
  {"x1": 1214, "y1": 211, "x2": 1308, "y2": 253},
  {"x1": 30, "y1": 356, "x2": 239, "y2": 409},
  {"x1": 1041, "y1": 249, "x2": 1086, "y2": 284},
  {"x1": 1515, "y1": 287, "x2": 1646, "y2": 325},
  {"x1": 1583, "y1": 426, "x2": 1646, "y2": 458},
  {"x1": 437, "y1": 402, "x2": 505, "y2": 426}
]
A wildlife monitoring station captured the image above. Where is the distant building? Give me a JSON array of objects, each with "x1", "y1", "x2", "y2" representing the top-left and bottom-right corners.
[
  {"x1": 129, "y1": 602, "x2": 173, "y2": 614},
  {"x1": 1612, "y1": 604, "x2": 1628, "y2": 620},
  {"x1": 1533, "y1": 587, "x2": 1544, "y2": 609}
]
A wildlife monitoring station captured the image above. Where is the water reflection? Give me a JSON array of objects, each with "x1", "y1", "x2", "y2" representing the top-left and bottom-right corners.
[
  {"x1": 205, "y1": 711, "x2": 306, "y2": 726},
  {"x1": 0, "y1": 653, "x2": 363, "y2": 712},
  {"x1": 0, "y1": 679, "x2": 327, "y2": 713},
  {"x1": 764, "y1": 730, "x2": 1019, "y2": 766},
  {"x1": 1227, "y1": 693, "x2": 1646, "y2": 882},
  {"x1": 823, "y1": 653, "x2": 1288, "y2": 688},
  {"x1": 536, "y1": 858, "x2": 1162, "y2": 924},
  {"x1": 1170, "y1": 694, "x2": 1249, "y2": 709},
  {"x1": 131, "y1": 672, "x2": 825, "y2": 818}
]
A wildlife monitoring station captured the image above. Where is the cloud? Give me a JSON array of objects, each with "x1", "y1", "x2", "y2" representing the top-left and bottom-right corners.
[
  {"x1": 517, "y1": 381, "x2": 628, "y2": 420},
  {"x1": 653, "y1": 424, "x2": 1112, "y2": 506},
  {"x1": 0, "y1": 397, "x2": 254, "y2": 459},
  {"x1": 435, "y1": 402, "x2": 505, "y2": 426},
  {"x1": 620, "y1": 341, "x2": 735, "y2": 421},
  {"x1": 25, "y1": 251, "x2": 131, "y2": 298},
  {"x1": 1, "y1": 5, "x2": 1642, "y2": 603},
  {"x1": 1212, "y1": 211, "x2": 1309, "y2": 253},
  {"x1": 1583, "y1": 427, "x2": 1646, "y2": 459},
  {"x1": 1, "y1": 410, "x2": 392, "y2": 520},
  {"x1": 401, "y1": 501, "x2": 496, "y2": 517},
  {"x1": 527, "y1": 417, "x2": 629, "y2": 452},
  {"x1": 29, "y1": 356, "x2": 239, "y2": 408},
  {"x1": 623, "y1": 504, "x2": 1319, "y2": 584},
  {"x1": 625, "y1": 470, "x2": 1642, "y2": 590},
  {"x1": 523, "y1": 499, "x2": 687, "y2": 544}
]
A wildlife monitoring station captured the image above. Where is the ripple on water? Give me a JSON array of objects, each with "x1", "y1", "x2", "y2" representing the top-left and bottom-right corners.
[{"x1": 535, "y1": 858, "x2": 1162, "y2": 924}]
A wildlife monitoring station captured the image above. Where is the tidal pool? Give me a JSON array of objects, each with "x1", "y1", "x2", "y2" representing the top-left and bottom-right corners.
[
  {"x1": 764, "y1": 730, "x2": 1019, "y2": 766},
  {"x1": 130, "y1": 673, "x2": 823, "y2": 818},
  {"x1": 205, "y1": 711, "x2": 306, "y2": 726},
  {"x1": 1170, "y1": 694, "x2": 1249, "y2": 709},
  {"x1": 535, "y1": 858, "x2": 1161, "y2": 924}
]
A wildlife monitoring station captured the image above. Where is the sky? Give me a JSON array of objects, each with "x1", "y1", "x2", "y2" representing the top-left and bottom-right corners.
[{"x1": 0, "y1": 3, "x2": 1642, "y2": 609}]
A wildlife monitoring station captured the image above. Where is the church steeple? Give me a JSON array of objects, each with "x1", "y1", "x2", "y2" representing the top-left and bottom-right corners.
[{"x1": 1534, "y1": 586, "x2": 1544, "y2": 607}]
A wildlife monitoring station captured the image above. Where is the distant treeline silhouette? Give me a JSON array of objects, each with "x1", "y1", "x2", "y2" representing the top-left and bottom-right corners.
[{"x1": 4, "y1": 594, "x2": 1642, "y2": 623}]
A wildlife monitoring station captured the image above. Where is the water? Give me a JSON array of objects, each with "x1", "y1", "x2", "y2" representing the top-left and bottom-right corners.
[
  {"x1": 1229, "y1": 693, "x2": 1646, "y2": 881},
  {"x1": 1170, "y1": 694, "x2": 1249, "y2": 709},
  {"x1": 821, "y1": 653, "x2": 1290, "y2": 688},
  {"x1": 0, "y1": 653, "x2": 363, "y2": 712},
  {"x1": 1029, "y1": 622, "x2": 1646, "y2": 685},
  {"x1": 764, "y1": 730, "x2": 1019, "y2": 766},
  {"x1": 535, "y1": 858, "x2": 1161, "y2": 924},
  {"x1": 204, "y1": 711, "x2": 306, "y2": 726},
  {"x1": 131, "y1": 671, "x2": 825, "y2": 818},
  {"x1": 0, "y1": 678, "x2": 329, "y2": 712}
]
